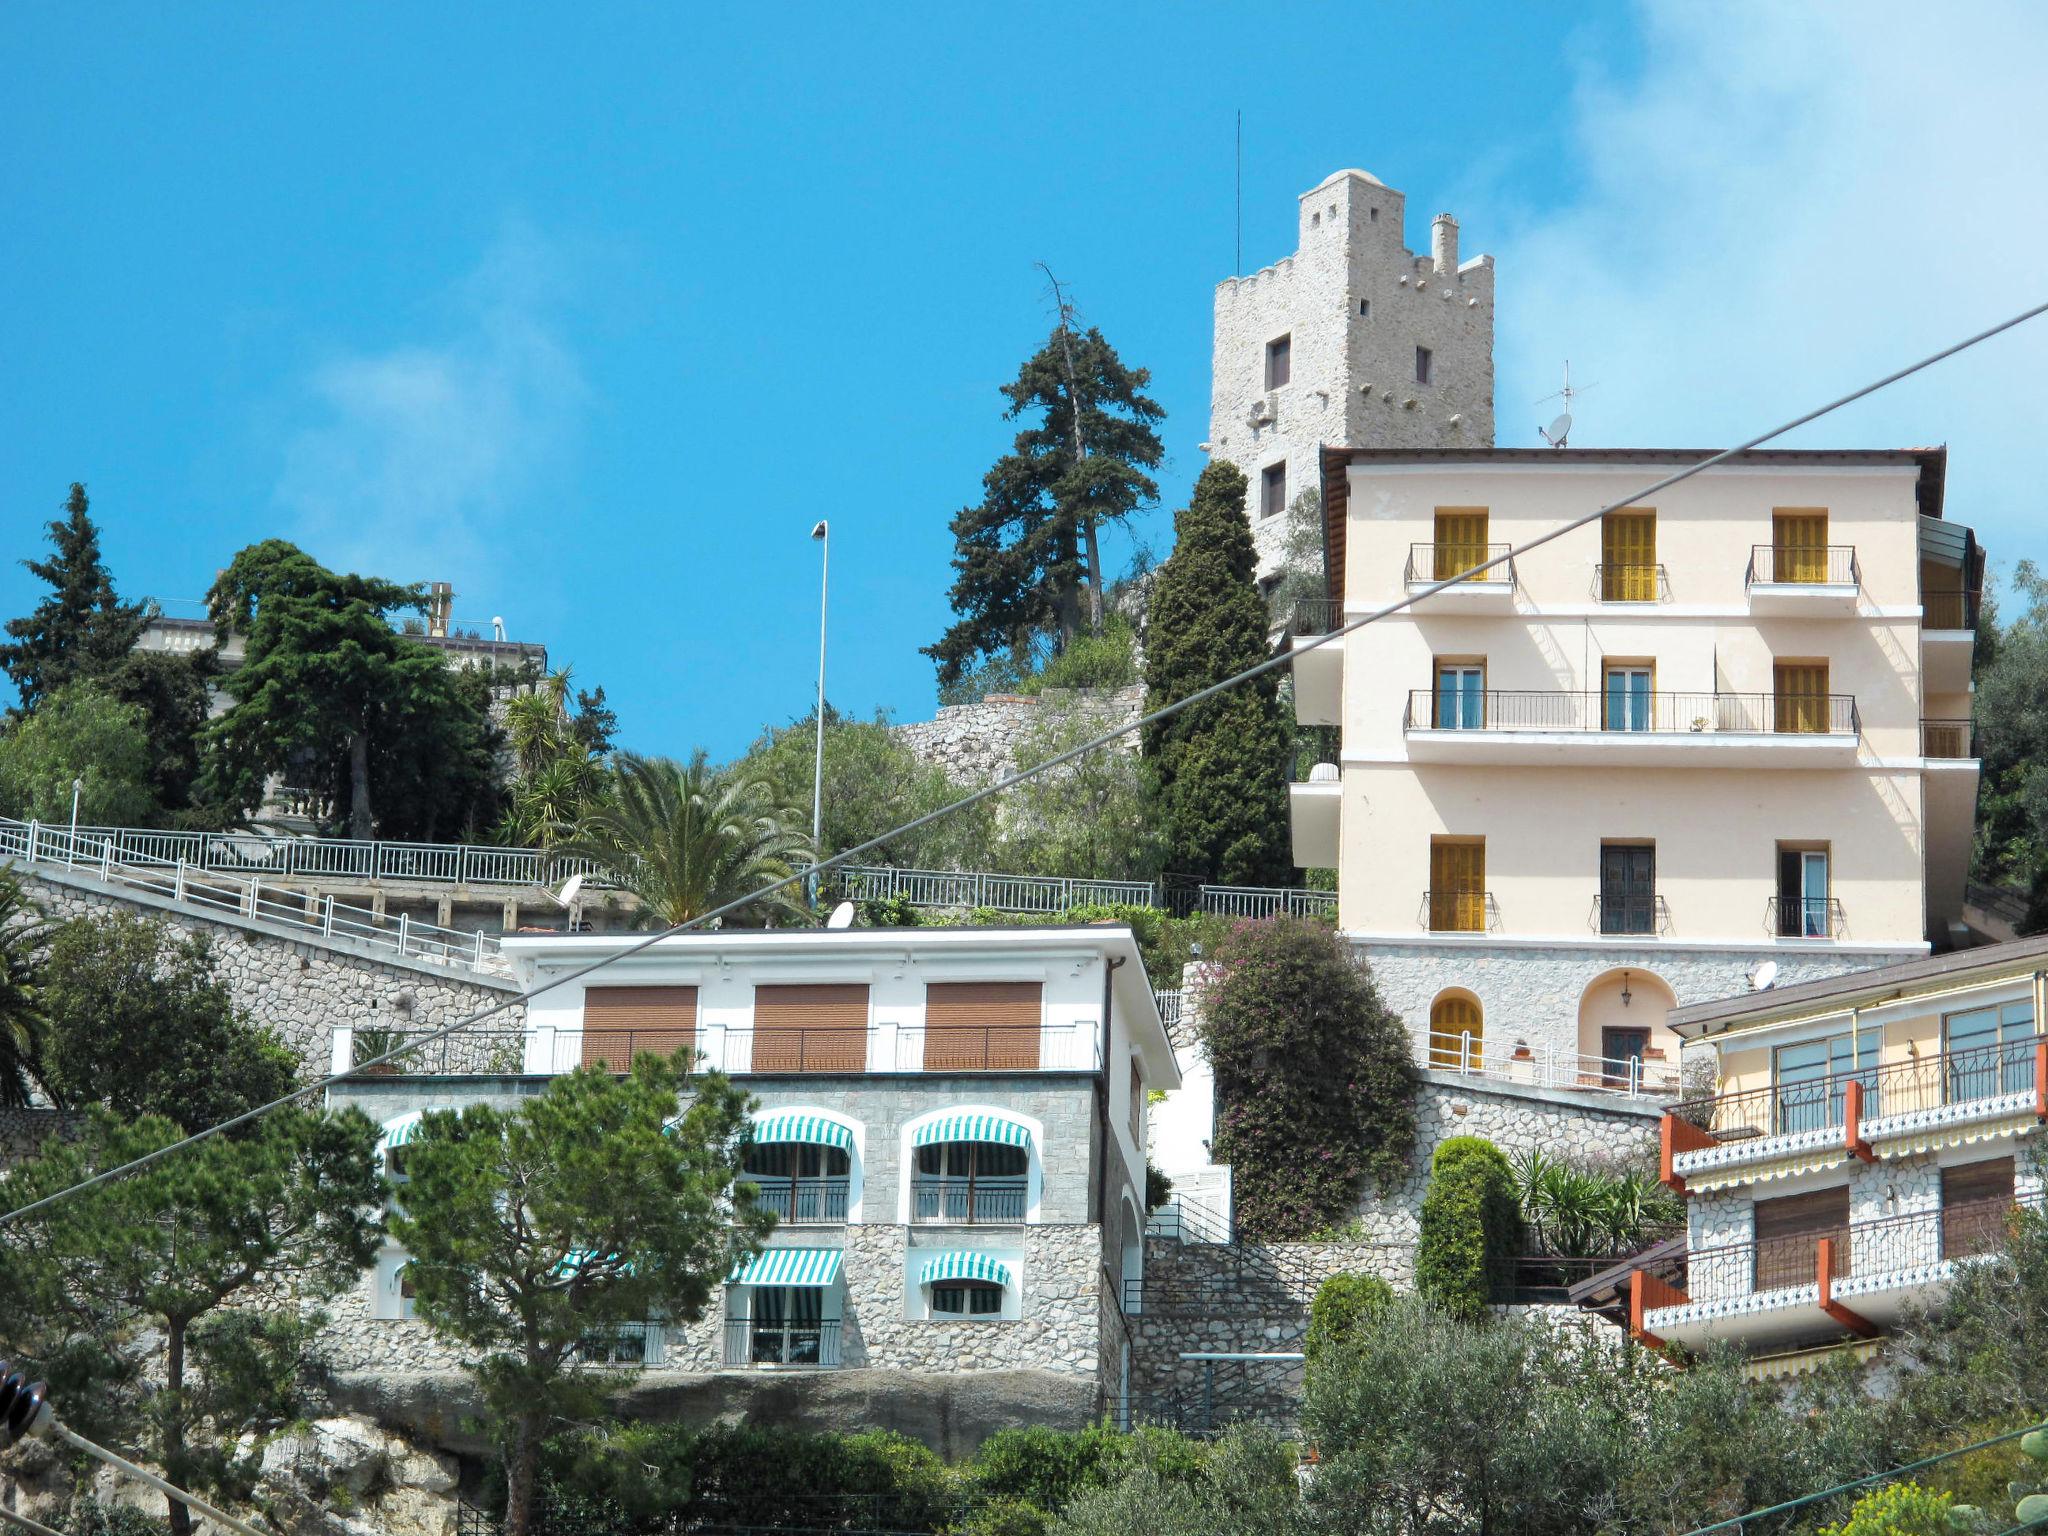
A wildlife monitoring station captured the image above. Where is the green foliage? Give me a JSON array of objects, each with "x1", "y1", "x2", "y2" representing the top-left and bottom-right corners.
[
  {"x1": 996, "y1": 714, "x2": 1167, "y2": 883},
  {"x1": 1415, "y1": 1136, "x2": 1525, "y2": 1319},
  {"x1": 0, "y1": 871, "x2": 51, "y2": 1107},
  {"x1": 100, "y1": 647, "x2": 222, "y2": 820},
  {"x1": 936, "y1": 650, "x2": 1033, "y2": 707},
  {"x1": 392, "y1": 1055, "x2": 773, "y2": 1536},
  {"x1": 1141, "y1": 461, "x2": 1291, "y2": 886},
  {"x1": 1971, "y1": 562, "x2": 2048, "y2": 919},
  {"x1": 39, "y1": 911, "x2": 298, "y2": 1131},
  {"x1": 1508, "y1": 1146, "x2": 1683, "y2": 1258},
  {"x1": 736, "y1": 704, "x2": 995, "y2": 869},
  {"x1": 1265, "y1": 484, "x2": 1330, "y2": 629},
  {"x1": 1, "y1": 484, "x2": 152, "y2": 714},
  {"x1": 926, "y1": 324, "x2": 1165, "y2": 688},
  {"x1": 561, "y1": 751, "x2": 814, "y2": 927},
  {"x1": 60, "y1": 1500, "x2": 172, "y2": 1536},
  {"x1": 1816, "y1": 1480, "x2": 1955, "y2": 1536},
  {"x1": 1197, "y1": 916, "x2": 1415, "y2": 1240},
  {"x1": 1305, "y1": 1272, "x2": 1394, "y2": 1370},
  {"x1": 200, "y1": 539, "x2": 504, "y2": 840},
  {"x1": 1017, "y1": 617, "x2": 1139, "y2": 695},
  {"x1": 498, "y1": 668, "x2": 615, "y2": 849},
  {"x1": 1044, "y1": 1427, "x2": 1297, "y2": 1536},
  {"x1": 1145, "y1": 1161, "x2": 1173, "y2": 1212},
  {"x1": 0, "y1": 682, "x2": 158, "y2": 825},
  {"x1": 903, "y1": 901, "x2": 1219, "y2": 996},
  {"x1": 1, "y1": 1106, "x2": 383, "y2": 1536},
  {"x1": 955, "y1": 1496, "x2": 1050, "y2": 1536}
]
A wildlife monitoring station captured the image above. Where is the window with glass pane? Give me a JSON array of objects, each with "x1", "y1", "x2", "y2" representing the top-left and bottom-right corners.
[
  {"x1": 1776, "y1": 846, "x2": 1830, "y2": 936},
  {"x1": 1943, "y1": 1000, "x2": 2036, "y2": 1102},
  {"x1": 752, "y1": 1285, "x2": 825, "y2": 1365},
  {"x1": 1602, "y1": 664, "x2": 1653, "y2": 732},
  {"x1": 744, "y1": 1142, "x2": 852, "y2": 1223},
  {"x1": 1599, "y1": 844, "x2": 1656, "y2": 934},
  {"x1": 1435, "y1": 662, "x2": 1485, "y2": 729},
  {"x1": 1773, "y1": 662, "x2": 1830, "y2": 734},
  {"x1": 1773, "y1": 1030, "x2": 1877, "y2": 1133},
  {"x1": 931, "y1": 1279, "x2": 1004, "y2": 1317},
  {"x1": 913, "y1": 1141, "x2": 1028, "y2": 1223},
  {"x1": 1772, "y1": 510, "x2": 1829, "y2": 583},
  {"x1": 1433, "y1": 509, "x2": 1489, "y2": 580},
  {"x1": 1601, "y1": 511, "x2": 1657, "y2": 601}
]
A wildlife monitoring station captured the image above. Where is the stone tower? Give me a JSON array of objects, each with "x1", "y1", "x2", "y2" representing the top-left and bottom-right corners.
[{"x1": 1208, "y1": 169, "x2": 1496, "y2": 577}]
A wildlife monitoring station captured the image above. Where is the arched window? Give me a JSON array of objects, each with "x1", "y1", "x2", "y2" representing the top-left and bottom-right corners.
[
  {"x1": 745, "y1": 1141, "x2": 852, "y2": 1223},
  {"x1": 1430, "y1": 995, "x2": 1483, "y2": 1069},
  {"x1": 918, "y1": 1252, "x2": 1013, "y2": 1320},
  {"x1": 913, "y1": 1141, "x2": 1027, "y2": 1223}
]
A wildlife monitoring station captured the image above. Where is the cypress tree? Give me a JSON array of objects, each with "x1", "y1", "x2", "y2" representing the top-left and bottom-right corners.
[
  {"x1": 1, "y1": 483, "x2": 151, "y2": 713},
  {"x1": 1142, "y1": 461, "x2": 1292, "y2": 886}
]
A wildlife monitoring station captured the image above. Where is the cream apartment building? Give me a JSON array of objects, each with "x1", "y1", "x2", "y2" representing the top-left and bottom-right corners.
[{"x1": 1288, "y1": 446, "x2": 1982, "y2": 1089}]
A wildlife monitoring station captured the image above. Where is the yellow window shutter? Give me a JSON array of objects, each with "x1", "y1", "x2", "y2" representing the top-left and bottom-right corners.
[
  {"x1": 1774, "y1": 511, "x2": 1828, "y2": 583},
  {"x1": 1774, "y1": 663, "x2": 1829, "y2": 733},
  {"x1": 1603, "y1": 512, "x2": 1656, "y2": 600},
  {"x1": 1434, "y1": 509, "x2": 1489, "y2": 580}
]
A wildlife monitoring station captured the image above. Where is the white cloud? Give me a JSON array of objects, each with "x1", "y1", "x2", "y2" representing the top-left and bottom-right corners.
[
  {"x1": 1497, "y1": 1, "x2": 2048, "y2": 572},
  {"x1": 272, "y1": 224, "x2": 587, "y2": 587}
]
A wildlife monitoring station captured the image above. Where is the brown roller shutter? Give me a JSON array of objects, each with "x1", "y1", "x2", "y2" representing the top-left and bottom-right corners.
[
  {"x1": 1942, "y1": 1157, "x2": 2015, "y2": 1259},
  {"x1": 582, "y1": 986, "x2": 697, "y2": 1071},
  {"x1": 752, "y1": 984, "x2": 869, "y2": 1072},
  {"x1": 925, "y1": 982, "x2": 1042, "y2": 1071},
  {"x1": 1752, "y1": 1185, "x2": 1849, "y2": 1290}
]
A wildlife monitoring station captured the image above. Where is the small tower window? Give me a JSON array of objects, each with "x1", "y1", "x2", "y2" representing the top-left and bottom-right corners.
[
  {"x1": 1261, "y1": 462, "x2": 1287, "y2": 520},
  {"x1": 1359, "y1": 299, "x2": 1371, "y2": 318},
  {"x1": 1415, "y1": 346, "x2": 1433, "y2": 385},
  {"x1": 1370, "y1": 206, "x2": 1379, "y2": 222},
  {"x1": 1265, "y1": 334, "x2": 1291, "y2": 390}
]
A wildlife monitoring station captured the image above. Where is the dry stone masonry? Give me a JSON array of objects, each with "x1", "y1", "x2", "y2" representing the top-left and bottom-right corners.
[{"x1": 892, "y1": 685, "x2": 1146, "y2": 787}]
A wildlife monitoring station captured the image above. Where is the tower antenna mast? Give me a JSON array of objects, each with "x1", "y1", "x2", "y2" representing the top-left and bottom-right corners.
[{"x1": 1537, "y1": 360, "x2": 1597, "y2": 448}]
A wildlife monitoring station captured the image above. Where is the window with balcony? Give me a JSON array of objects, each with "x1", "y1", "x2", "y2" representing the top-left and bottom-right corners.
[
  {"x1": 1433, "y1": 660, "x2": 1485, "y2": 729},
  {"x1": 1600, "y1": 511, "x2": 1658, "y2": 601},
  {"x1": 913, "y1": 1141, "x2": 1029, "y2": 1224},
  {"x1": 1598, "y1": 843, "x2": 1657, "y2": 934},
  {"x1": 1429, "y1": 993, "x2": 1482, "y2": 1068},
  {"x1": 1773, "y1": 661, "x2": 1832, "y2": 734},
  {"x1": 1752, "y1": 1185, "x2": 1850, "y2": 1291},
  {"x1": 924, "y1": 981, "x2": 1042, "y2": 1070},
  {"x1": 583, "y1": 985, "x2": 697, "y2": 1072},
  {"x1": 1428, "y1": 839, "x2": 1487, "y2": 932},
  {"x1": 1601, "y1": 663, "x2": 1654, "y2": 732},
  {"x1": 751, "y1": 984, "x2": 870, "y2": 1072},
  {"x1": 1774, "y1": 844, "x2": 1833, "y2": 938},
  {"x1": 744, "y1": 1141, "x2": 852, "y2": 1224},
  {"x1": 743, "y1": 1285, "x2": 834, "y2": 1365},
  {"x1": 1771, "y1": 510, "x2": 1830, "y2": 582},
  {"x1": 1265, "y1": 334, "x2": 1291, "y2": 389},
  {"x1": 1941, "y1": 1157, "x2": 2017, "y2": 1259},
  {"x1": 1772, "y1": 1028, "x2": 1875, "y2": 1133},
  {"x1": 1432, "y1": 508, "x2": 1489, "y2": 580},
  {"x1": 1261, "y1": 462, "x2": 1287, "y2": 519},
  {"x1": 1943, "y1": 1000, "x2": 2036, "y2": 1101}
]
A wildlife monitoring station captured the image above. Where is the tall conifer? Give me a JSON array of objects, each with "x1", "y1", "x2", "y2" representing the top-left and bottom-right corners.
[{"x1": 1, "y1": 483, "x2": 150, "y2": 712}]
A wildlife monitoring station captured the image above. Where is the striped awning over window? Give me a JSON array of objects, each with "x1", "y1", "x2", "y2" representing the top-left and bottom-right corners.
[
  {"x1": 729, "y1": 1247, "x2": 845, "y2": 1288},
  {"x1": 751, "y1": 1112, "x2": 854, "y2": 1151},
  {"x1": 910, "y1": 1113, "x2": 1032, "y2": 1151},
  {"x1": 918, "y1": 1251, "x2": 1013, "y2": 1289},
  {"x1": 379, "y1": 1111, "x2": 428, "y2": 1153}
]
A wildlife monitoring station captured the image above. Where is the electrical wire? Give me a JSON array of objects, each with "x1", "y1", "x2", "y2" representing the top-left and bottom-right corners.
[{"x1": 4, "y1": 297, "x2": 2044, "y2": 1230}]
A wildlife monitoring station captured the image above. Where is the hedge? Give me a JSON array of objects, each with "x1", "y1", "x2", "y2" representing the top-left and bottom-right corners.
[
  {"x1": 1414, "y1": 1136, "x2": 1524, "y2": 1320},
  {"x1": 1305, "y1": 1272, "x2": 1394, "y2": 1370}
]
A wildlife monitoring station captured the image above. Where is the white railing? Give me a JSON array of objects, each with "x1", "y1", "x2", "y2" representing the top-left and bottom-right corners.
[
  {"x1": 1418, "y1": 1030, "x2": 1679, "y2": 1099},
  {"x1": 0, "y1": 816, "x2": 606, "y2": 891},
  {"x1": 1198, "y1": 885, "x2": 1337, "y2": 919},
  {"x1": 839, "y1": 865, "x2": 1157, "y2": 913},
  {"x1": 3, "y1": 820, "x2": 511, "y2": 977},
  {"x1": 511, "y1": 1019, "x2": 1103, "y2": 1076}
]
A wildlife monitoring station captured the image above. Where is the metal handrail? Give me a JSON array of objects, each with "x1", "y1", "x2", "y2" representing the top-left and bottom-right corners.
[
  {"x1": 1199, "y1": 884, "x2": 1336, "y2": 919},
  {"x1": 837, "y1": 865, "x2": 1157, "y2": 913},
  {"x1": 1417, "y1": 889, "x2": 1502, "y2": 933},
  {"x1": 909, "y1": 1175, "x2": 1028, "y2": 1224},
  {"x1": 1591, "y1": 562, "x2": 1670, "y2": 603},
  {"x1": 1420, "y1": 1028, "x2": 1680, "y2": 1097},
  {"x1": 1921, "y1": 718, "x2": 1976, "y2": 758},
  {"x1": 1287, "y1": 597, "x2": 1343, "y2": 635},
  {"x1": 1922, "y1": 587, "x2": 1980, "y2": 631},
  {"x1": 722, "y1": 1318, "x2": 842, "y2": 1367},
  {"x1": 488, "y1": 1019, "x2": 1104, "y2": 1076},
  {"x1": 1404, "y1": 689, "x2": 1859, "y2": 736},
  {"x1": 1588, "y1": 892, "x2": 1672, "y2": 936},
  {"x1": 1404, "y1": 542, "x2": 1515, "y2": 585},
  {"x1": 2, "y1": 820, "x2": 510, "y2": 976},
  {"x1": 1745, "y1": 543, "x2": 1860, "y2": 587},
  {"x1": 1765, "y1": 893, "x2": 1847, "y2": 939}
]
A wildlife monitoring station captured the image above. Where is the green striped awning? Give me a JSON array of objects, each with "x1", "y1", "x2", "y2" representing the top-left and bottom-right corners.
[
  {"x1": 751, "y1": 1112, "x2": 854, "y2": 1151},
  {"x1": 918, "y1": 1252, "x2": 1013, "y2": 1288},
  {"x1": 380, "y1": 1111, "x2": 428, "y2": 1153},
  {"x1": 911, "y1": 1113, "x2": 1032, "y2": 1151},
  {"x1": 729, "y1": 1247, "x2": 844, "y2": 1288}
]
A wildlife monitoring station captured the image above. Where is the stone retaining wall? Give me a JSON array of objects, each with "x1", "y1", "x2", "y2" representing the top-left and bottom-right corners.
[{"x1": 892, "y1": 686, "x2": 1146, "y2": 786}]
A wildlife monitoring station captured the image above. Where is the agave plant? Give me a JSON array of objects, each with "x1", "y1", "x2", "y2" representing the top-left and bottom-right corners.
[
  {"x1": 1511, "y1": 1146, "x2": 1683, "y2": 1258},
  {"x1": 559, "y1": 752, "x2": 815, "y2": 928}
]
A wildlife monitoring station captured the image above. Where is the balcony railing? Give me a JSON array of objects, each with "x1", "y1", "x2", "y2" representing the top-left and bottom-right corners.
[
  {"x1": 723, "y1": 1318, "x2": 842, "y2": 1367},
  {"x1": 1404, "y1": 689, "x2": 1859, "y2": 737},
  {"x1": 1667, "y1": 1036, "x2": 2039, "y2": 1141},
  {"x1": 568, "y1": 1321, "x2": 665, "y2": 1367},
  {"x1": 1766, "y1": 894, "x2": 1847, "y2": 939},
  {"x1": 1199, "y1": 884, "x2": 1337, "y2": 919},
  {"x1": 910, "y1": 1175, "x2": 1028, "y2": 1224},
  {"x1": 747, "y1": 1177, "x2": 851, "y2": 1224},
  {"x1": 1923, "y1": 587, "x2": 1980, "y2": 631},
  {"x1": 1680, "y1": 1196, "x2": 2032, "y2": 1304},
  {"x1": 335, "y1": 1026, "x2": 531, "y2": 1076},
  {"x1": 1922, "y1": 719, "x2": 1976, "y2": 758},
  {"x1": 1590, "y1": 893, "x2": 1671, "y2": 936},
  {"x1": 1418, "y1": 889, "x2": 1502, "y2": 933},
  {"x1": 1746, "y1": 544, "x2": 1860, "y2": 586},
  {"x1": 1592, "y1": 563, "x2": 1670, "y2": 603},
  {"x1": 1287, "y1": 597, "x2": 1343, "y2": 635},
  {"x1": 1405, "y1": 542, "x2": 1515, "y2": 585},
  {"x1": 1422, "y1": 1029, "x2": 1679, "y2": 1097},
  {"x1": 837, "y1": 866, "x2": 1158, "y2": 913}
]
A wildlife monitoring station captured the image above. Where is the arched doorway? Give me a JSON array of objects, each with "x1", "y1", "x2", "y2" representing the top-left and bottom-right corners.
[
  {"x1": 1429, "y1": 992, "x2": 1483, "y2": 1070},
  {"x1": 1577, "y1": 969, "x2": 1678, "y2": 1090}
]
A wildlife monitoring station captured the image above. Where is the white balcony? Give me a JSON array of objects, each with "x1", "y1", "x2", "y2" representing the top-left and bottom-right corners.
[
  {"x1": 1288, "y1": 765, "x2": 1341, "y2": 871},
  {"x1": 1403, "y1": 543, "x2": 1516, "y2": 612},
  {"x1": 1744, "y1": 544, "x2": 1860, "y2": 615},
  {"x1": 1402, "y1": 690, "x2": 1860, "y2": 769},
  {"x1": 1290, "y1": 632, "x2": 1341, "y2": 728}
]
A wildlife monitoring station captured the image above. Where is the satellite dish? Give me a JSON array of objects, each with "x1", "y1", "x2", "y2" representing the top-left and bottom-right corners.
[
  {"x1": 552, "y1": 873, "x2": 585, "y2": 910},
  {"x1": 1539, "y1": 412, "x2": 1573, "y2": 448},
  {"x1": 825, "y1": 900, "x2": 856, "y2": 930},
  {"x1": 1750, "y1": 960, "x2": 1779, "y2": 992}
]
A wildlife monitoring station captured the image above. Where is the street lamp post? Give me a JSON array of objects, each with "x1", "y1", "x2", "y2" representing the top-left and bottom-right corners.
[
  {"x1": 68, "y1": 777, "x2": 83, "y2": 845},
  {"x1": 810, "y1": 520, "x2": 829, "y2": 903}
]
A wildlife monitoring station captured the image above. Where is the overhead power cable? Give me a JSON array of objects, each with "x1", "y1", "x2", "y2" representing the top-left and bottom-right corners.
[{"x1": 3, "y1": 297, "x2": 2044, "y2": 1230}]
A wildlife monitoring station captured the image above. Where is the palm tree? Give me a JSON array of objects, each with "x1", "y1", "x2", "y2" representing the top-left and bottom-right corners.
[
  {"x1": 0, "y1": 873, "x2": 51, "y2": 1107},
  {"x1": 561, "y1": 753, "x2": 814, "y2": 928}
]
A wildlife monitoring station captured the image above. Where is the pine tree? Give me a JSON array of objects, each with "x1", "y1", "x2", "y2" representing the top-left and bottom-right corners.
[
  {"x1": 1, "y1": 483, "x2": 151, "y2": 713},
  {"x1": 1142, "y1": 461, "x2": 1292, "y2": 885},
  {"x1": 925, "y1": 324, "x2": 1164, "y2": 689}
]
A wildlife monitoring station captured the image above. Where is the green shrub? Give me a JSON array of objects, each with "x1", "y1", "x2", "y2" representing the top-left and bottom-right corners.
[
  {"x1": 967, "y1": 1423, "x2": 1127, "y2": 1515},
  {"x1": 951, "y1": 1496, "x2": 1051, "y2": 1535},
  {"x1": 63, "y1": 1502, "x2": 173, "y2": 1536},
  {"x1": 1815, "y1": 1479, "x2": 1954, "y2": 1536},
  {"x1": 1415, "y1": 1136, "x2": 1524, "y2": 1320},
  {"x1": 1306, "y1": 1273, "x2": 1394, "y2": 1369},
  {"x1": 1019, "y1": 618, "x2": 1139, "y2": 695}
]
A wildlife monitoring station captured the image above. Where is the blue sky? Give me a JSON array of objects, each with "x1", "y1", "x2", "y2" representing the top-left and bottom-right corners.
[{"x1": 5, "y1": 3, "x2": 2044, "y2": 761}]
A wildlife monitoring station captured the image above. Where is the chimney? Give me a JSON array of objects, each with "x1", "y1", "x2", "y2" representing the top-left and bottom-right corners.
[
  {"x1": 427, "y1": 581, "x2": 453, "y2": 638},
  {"x1": 1432, "y1": 213, "x2": 1459, "y2": 275}
]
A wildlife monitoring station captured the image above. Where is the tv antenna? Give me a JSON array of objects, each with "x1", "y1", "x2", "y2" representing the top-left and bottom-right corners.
[{"x1": 1537, "y1": 360, "x2": 1596, "y2": 448}]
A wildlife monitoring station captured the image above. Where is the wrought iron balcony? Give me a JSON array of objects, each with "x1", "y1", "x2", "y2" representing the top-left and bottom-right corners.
[
  {"x1": 1404, "y1": 689, "x2": 1859, "y2": 737},
  {"x1": 723, "y1": 1318, "x2": 842, "y2": 1368},
  {"x1": 1766, "y1": 894, "x2": 1847, "y2": 939},
  {"x1": 1287, "y1": 597, "x2": 1343, "y2": 635},
  {"x1": 1745, "y1": 544, "x2": 1860, "y2": 586},
  {"x1": 1592, "y1": 563, "x2": 1671, "y2": 603},
  {"x1": 1422, "y1": 1029, "x2": 1679, "y2": 1097},
  {"x1": 1922, "y1": 587, "x2": 1980, "y2": 631},
  {"x1": 1922, "y1": 719, "x2": 1976, "y2": 758},
  {"x1": 1404, "y1": 542, "x2": 1515, "y2": 586},
  {"x1": 1418, "y1": 889, "x2": 1502, "y2": 934},
  {"x1": 910, "y1": 1175, "x2": 1028, "y2": 1224},
  {"x1": 1589, "y1": 892, "x2": 1671, "y2": 936},
  {"x1": 747, "y1": 1176, "x2": 851, "y2": 1224}
]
